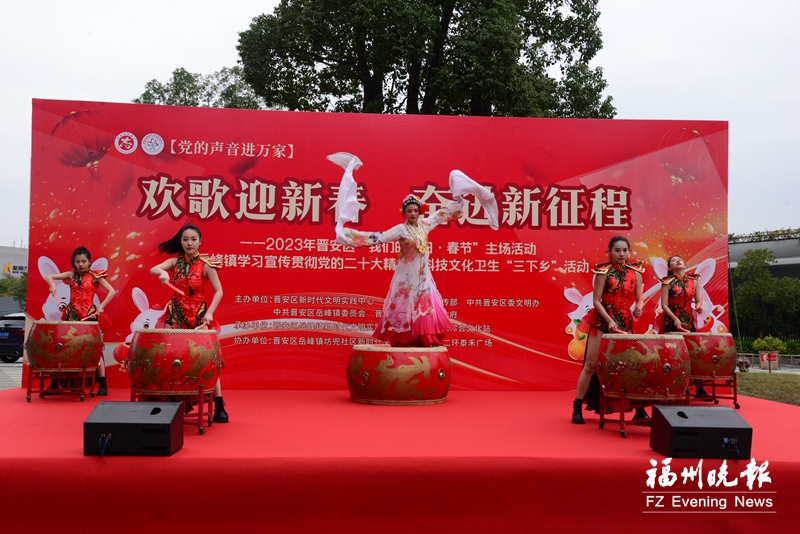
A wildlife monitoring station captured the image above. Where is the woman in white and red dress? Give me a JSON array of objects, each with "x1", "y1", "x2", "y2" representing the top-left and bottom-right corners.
[
  {"x1": 330, "y1": 152, "x2": 498, "y2": 347},
  {"x1": 338, "y1": 194, "x2": 463, "y2": 346}
]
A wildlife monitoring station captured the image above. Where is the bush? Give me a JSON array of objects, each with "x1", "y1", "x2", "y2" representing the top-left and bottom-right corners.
[
  {"x1": 736, "y1": 339, "x2": 755, "y2": 354},
  {"x1": 752, "y1": 335, "x2": 788, "y2": 353},
  {"x1": 784, "y1": 340, "x2": 800, "y2": 355}
]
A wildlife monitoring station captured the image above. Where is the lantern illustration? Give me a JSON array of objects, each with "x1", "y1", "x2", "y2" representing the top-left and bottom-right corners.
[
  {"x1": 658, "y1": 128, "x2": 715, "y2": 185},
  {"x1": 50, "y1": 110, "x2": 113, "y2": 181}
]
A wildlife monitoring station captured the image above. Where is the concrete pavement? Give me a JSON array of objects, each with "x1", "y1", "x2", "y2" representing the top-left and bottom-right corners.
[{"x1": 0, "y1": 361, "x2": 22, "y2": 392}]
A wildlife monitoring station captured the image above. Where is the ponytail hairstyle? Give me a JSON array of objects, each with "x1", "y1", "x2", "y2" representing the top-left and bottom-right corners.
[{"x1": 158, "y1": 224, "x2": 203, "y2": 255}]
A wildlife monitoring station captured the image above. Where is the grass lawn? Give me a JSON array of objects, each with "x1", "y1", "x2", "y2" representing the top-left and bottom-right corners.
[{"x1": 737, "y1": 372, "x2": 800, "y2": 407}]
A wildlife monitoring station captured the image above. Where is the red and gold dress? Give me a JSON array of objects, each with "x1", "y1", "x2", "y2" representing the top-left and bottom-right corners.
[
  {"x1": 581, "y1": 261, "x2": 645, "y2": 334},
  {"x1": 63, "y1": 269, "x2": 107, "y2": 321},
  {"x1": 579, "y1": 260, "x2": 644, "y2": 413},
  {"x1": 660, "y1": 273, "x2": 700, "y2": 332},
  {"x1": 165, "y1": 254, "x2": 221, "y2": 329}
]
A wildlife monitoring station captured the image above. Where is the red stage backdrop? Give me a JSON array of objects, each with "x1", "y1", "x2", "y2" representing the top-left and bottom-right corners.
[{"x1": 28, "y1": 99, "x2": 729, "y2": 391}]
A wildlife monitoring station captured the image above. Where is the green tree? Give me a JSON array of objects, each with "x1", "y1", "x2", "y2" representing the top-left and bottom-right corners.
[
  {"x1": 0, "y1": 275, "x2": 11, "y2": 296},
  {"x1": 236, "y1": 0, "x2": 615, "y2": 117},
  {"x1": 133, "y1": 66, "x2": 265, "y2": 109},
  {"x1": 209, "y1": 67, "x2": 267, "y2": 109},
  {"x1": 11, "y1": 273, "x2": 26, "y2": 312},
  {"x1": 733, "y1": 249, "x2": 800, "y2": 338},
  {"x1": 0, "y1": 273, "x2": 26, "y2": 312}
]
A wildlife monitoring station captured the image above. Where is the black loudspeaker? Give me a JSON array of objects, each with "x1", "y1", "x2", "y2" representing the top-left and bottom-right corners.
[
  {"x1": 650, "y1": 405, "x2": 752, "y2": 459},
  {"x1": 84, "y1": 401, "x2": 184, "y2": 457}
]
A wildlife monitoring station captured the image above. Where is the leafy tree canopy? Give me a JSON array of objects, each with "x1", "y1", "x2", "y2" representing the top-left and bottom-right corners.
[
  {"x1": 12, "y1": 273, "x2": 26, "y2": 311},
  {"x1": 733, "y1": 249, "x2": 800, "y2": 338},
  {"x1": 0, "y1": 273, "x2": 26, "y2": 312},
  {"x1": 237, "y1": 0, "x2": 616, "y2": 117},
  {"x1": 133, "y1": 66, "x2": 266, "y2": 109}
]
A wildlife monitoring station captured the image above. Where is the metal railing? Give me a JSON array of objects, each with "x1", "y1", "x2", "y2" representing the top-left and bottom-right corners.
[{"x1": 738, "y1": 353, "x2": 799, "y2": 369}]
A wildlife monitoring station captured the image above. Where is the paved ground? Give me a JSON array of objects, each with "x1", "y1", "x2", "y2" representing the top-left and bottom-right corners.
[
  {"x1": 0, "y1": 361, "x2": 22, "y2": 392},
  {"x1": 745, "y1": 366, "x2": 800, "y2": 374}
]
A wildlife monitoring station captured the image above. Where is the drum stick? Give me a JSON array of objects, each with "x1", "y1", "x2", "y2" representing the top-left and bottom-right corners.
[
  {"x1": 610, "y1": 327, "x2": 626, "y2": 334},
  {"x1": 166, "y1": 282, "x2": 186, "y2": 296},
  {"x1": 81, "y1": 313, "x2": 97, "y2": 321}
]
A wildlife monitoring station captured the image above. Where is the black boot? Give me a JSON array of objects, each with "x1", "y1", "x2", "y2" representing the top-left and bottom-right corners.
[
  {"x1": 571, "y1": 398, "x2": 585, "y2": 424},
  {"x1": 97, "y1": 376, "x2": 108, "y2": 397},
  {"x1": 42, "y1": 380, "x2": 60, "y2": 396},
  {"x1": 633, "y1": 407, "x2": 649, "y2": 421},
  {"x1": 694, "y1": 382, "x2": 712, "y2": 400},
  {"x1": 213, "y1": 396, "x2": 229, "y2": 424}
]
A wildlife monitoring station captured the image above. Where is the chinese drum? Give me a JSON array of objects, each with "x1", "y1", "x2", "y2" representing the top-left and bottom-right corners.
[
  {"x1": 679, "y1": 332, "x2": 737, "y2": 379},
  {"x1": 596, "y1": 334, "x2": 690, "y2": 401},
  {"x1": 346, "y1": 345, "x2": 452, "y2": 405},
  {"x1": 25, "y1": 321, "x2": 103, "y2": 371},
  {"x1": 127, "y1": 329, "x2": 223, "y2": 396}
]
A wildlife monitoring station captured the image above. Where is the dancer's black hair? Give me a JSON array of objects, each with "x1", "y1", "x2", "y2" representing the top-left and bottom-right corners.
[
  {"x1": 607, "y1": 236, "x2": 630, "y2": 252},
  {"x1": 157, "y1": 224, "x2": 203, "y2": 255},
  {"x1": 71, "y1": 246, "x2": 92, "y2": 268}
]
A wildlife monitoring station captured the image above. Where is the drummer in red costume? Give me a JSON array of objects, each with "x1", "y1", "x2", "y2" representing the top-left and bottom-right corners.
[
  {"x1": 150, "y1": 224, "x2": 228, "y2": 423},
  {"x1": 571, "y1": 236, "x2": 648, "y2": 424},
  {"x1": 660, "y1": 254, "x2": 709, "y2": 398},
  {"x1": 45, "y1": 246, "x2": 117, "y2": 396}
]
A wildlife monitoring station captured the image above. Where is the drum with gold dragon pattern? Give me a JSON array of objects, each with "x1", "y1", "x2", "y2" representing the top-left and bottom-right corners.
[
  {"x1": 678, "y1": 332, "x2": 737, "y2": 379},
  {"x1": 596, "y1": 334, "x2": 690, "y2": 401},
  {"x1": 127, "y1": 328, "x2": 223, "y2": 396},
  {"x1": 25, "y1": 321, "x2": 103, "y2": 371},
  {"x1": 346, "y1": 345, "x2": 451, "y2": 405}
]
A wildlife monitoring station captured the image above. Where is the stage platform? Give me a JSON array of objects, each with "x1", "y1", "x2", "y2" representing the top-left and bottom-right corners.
[{"x1": 1, "y1": 387, "x2": 797, "y2": 534}]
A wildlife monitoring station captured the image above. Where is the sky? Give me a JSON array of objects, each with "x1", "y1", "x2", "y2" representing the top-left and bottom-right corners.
[{"x1": 1, "y1": 0, "x2": 797, "y2": 248}]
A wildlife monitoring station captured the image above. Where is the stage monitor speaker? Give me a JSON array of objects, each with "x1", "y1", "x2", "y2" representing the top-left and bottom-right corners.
[
  {"x1": 84, "y1": 401, "x2": 183, "y2": 457},
  {"x1": 650, "y1": 406, "x2": 752, "y2": 459}
]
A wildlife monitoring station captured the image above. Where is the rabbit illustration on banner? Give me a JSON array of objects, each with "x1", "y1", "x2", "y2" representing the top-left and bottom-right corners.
[
  {"x1": 38, "y1": 255, "x2": 108, "y2": 321},
  {"x1": 112, "y1": 287, "x2": 168, "y2": 369},
  {"x1": 564, "y1": 286, "x2": 594, "y2": 361},
  {"x1": 693, "y1": 258, "x2": 728, "y2": 333},
  {"x1": 647, "y1": 256, "x2": 670, "y2": 329}
]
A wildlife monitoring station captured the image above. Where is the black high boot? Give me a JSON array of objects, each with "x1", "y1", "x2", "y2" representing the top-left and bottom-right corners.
[
  {"x1": 633, "y1": 407, "x2": 649, "y2": 421},
  {"x1": 97, "y1": 376, "x2": 108, "y2": 396},
  {"x1": 213, "y1": 396, "x2": 229, "y2": 424},
  {"x1": 694, "y1": 381, "x2": 712, "y2": 400},
  {"x1": 571, "y1": 398, "x2": 585, "y2": 424},
  {"x1": 42, "y1": 379, "x2": 61, "y2": 396}
]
